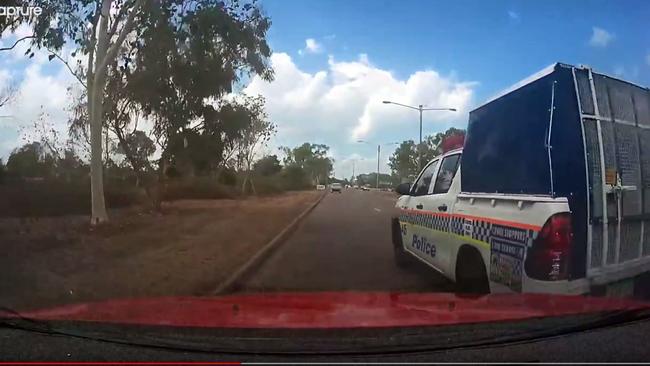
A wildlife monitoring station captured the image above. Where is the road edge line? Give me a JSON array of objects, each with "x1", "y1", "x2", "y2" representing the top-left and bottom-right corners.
[{"x1": 212, "y1": 191, "x2": 327, "y2": 295}]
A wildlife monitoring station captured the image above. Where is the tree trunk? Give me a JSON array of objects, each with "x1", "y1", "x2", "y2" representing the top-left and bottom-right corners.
[
  {"x1": 241, "y1": 173, "x2": 248, "y2": 195},
  {"x1": 88, "y1": 0, "x2": 112, "y2": 225},
  {"x1": 250, "y1": 176, "x2": 256, "y2": 195},
  {"x1": 113, "y1": 126, "x2": 160, "y2": 211},
  {"x1": 152, "y1": 153, "x2": 170, "y2": 211}
]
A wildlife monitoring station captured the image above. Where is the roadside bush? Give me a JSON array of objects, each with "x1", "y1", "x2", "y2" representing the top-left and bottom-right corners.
[
  {"x1": 165, "y1": 166, "x2": 181, "y2": 179},
  {"x1": 162, "y1": 177, "x2": 238, "y2": 201},
  {"x1": 253, "y1": 174, "x2": 284, "y2": 195},
  {"x1": 105, "y1": 182, "x2": 145, "y2": 208},
  {"x1": 0, "y1": 178, "x2": 143, "y2": 217},
  {"x1": 279, "y1": 166, "x2": 311, "y2": 191},
  {"x1": 0, "y1": 160, "x2": 5, "y2": 184},
  {"x1": 218, "y1": 167, "x2": 238, "y2": 186},
  {"x1": 235, "y1": 167, "x2": 312, "y2": 196}
]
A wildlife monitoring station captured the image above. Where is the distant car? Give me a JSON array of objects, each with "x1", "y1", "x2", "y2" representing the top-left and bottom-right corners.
[
  {"x1": 361, "y1": 186, "x2": 370, "y2": 191},
  {"x1": 330, "y1": 183, "x2": 342, "y2": 193},
  {"x1": 316, "y1": 184, "x2": 326, "y2": 191}
]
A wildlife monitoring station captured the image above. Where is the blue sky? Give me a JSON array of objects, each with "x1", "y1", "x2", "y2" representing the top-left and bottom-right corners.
[
  {"x1": 262, "y1": 0, "x2": 649, "y2": 101},
  {"x1": 1, "y1": 0, "x2": 649, "y2": 178},
  {"x1": 247, "y1": 0, "x2": 650, "y2": 177}
]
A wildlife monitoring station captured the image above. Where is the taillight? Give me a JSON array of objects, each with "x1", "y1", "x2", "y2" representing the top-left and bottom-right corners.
[{"x1": 524, "y1": 213, "x2": 573, "y2": 281}]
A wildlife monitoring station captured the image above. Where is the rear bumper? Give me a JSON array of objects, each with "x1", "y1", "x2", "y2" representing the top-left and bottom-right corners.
[
  {"x1": 521, "y1": 277, "x2": 590, "y2": 295},
  {"x1": 520, "y1": 270, "x2": 650, "y2": 297},
  {"x1": 588, "y1": 256, "x2": 650, "y2": 286}
]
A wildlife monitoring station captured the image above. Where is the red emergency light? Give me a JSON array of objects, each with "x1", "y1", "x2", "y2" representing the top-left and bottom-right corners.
[{"x1": 441, "y1": 134, "x2": 465, "y2": 153}]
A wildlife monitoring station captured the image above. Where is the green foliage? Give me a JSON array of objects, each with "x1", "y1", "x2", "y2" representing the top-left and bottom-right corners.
[
  {"x1": 162, "y1": 177, "x2": 237, "y2": 201},
  {"x1": 355, "y1": 172, "x2": 393, "y2": 188},
  {"x1": 280, "y1": 165, "x2": 310, "y2": 190},
  {"x1": 122, "y1": 0, "x2": 274, "y2": 172},
  {"x1": 251, "y1": 174, "x2": 283, "y2": 195},
  {"x1": 3, "y1": 0, "x2": 276, "y2": 214},
  {"x1": 0, "y1": 159, "x2": 5, "y2": 184},
  {"x1": 389, "y1": 127, "x2": 466, "y2": 181},
  {"x1": 217, "y1": 167, "x2": 238, "y2": 186},
  {"x1": 254, "y1": 154, "x2": 282, "y2": 176},
  {"x1": 6, "y1": 142, "x2": 56, "y2": 178},
  {"x1": 388, "y1": 140, "x2": 419, "y2": 181},
  {"x1": 218, "y1": 168, "x2": 238, "y2": 186},
  {"x1": 281, "y1": 142, "x2": 333, "y2": 185},
  {"x1": 116, "y1": 130, "x2": 155, "y2": 169},
  {"x1": 235, "y1": 95, "x2": 276, "y2": 195},
  {"x1": 6, "y1": 141, "x2": 90, "y2": 182},
  {"x1": 58, "y1": 148, "x2": 88, "y2": 182},
  {"x1": 0, "y1": 178, "x2": 143, "y2": 217},
  {"x1": 164, "y1": 165, "x2": 181, "y2": 179}
]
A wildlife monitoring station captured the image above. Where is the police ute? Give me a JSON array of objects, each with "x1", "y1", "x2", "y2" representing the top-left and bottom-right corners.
[{"x1": 392, "y1": 63, "x2": 650, "y2": 296}]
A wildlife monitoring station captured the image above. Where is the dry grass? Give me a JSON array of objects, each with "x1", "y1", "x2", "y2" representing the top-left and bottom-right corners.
[{"x1": 0, "y1": 191, "x2": 320, "y2": 311}]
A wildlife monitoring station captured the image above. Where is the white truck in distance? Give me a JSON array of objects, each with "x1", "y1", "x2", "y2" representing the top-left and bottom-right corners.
[{"x1": 392, "y1": 63, "x2": 650, "y2": 295}]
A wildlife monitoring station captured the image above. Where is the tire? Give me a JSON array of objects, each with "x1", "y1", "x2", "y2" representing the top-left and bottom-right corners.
[
  {"x1": 456, "y1": 247, "x2": 490, "y2": 295},
  {"x1": 391, "y1": 218, "x2": 410, "y2": 268}
]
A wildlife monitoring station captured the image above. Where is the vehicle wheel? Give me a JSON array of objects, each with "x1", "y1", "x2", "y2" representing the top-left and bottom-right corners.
[
  {"x1": 391, "y1": 218, "x2": 410, "y2": 268},
  {"x1": 394, "y1": 245, "x2": 411, "y2": 268},
  {"x1": 456, "y1": 247, "x2": 490, "y2": 295}
]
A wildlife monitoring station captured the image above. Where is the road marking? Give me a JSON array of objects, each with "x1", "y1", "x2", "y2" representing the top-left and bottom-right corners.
[{"x1": 374, "y1": 208, "x2": 381, "y2": 212}]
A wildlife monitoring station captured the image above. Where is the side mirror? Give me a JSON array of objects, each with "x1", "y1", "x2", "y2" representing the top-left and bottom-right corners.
[{"x1": 395, "y1": 182, "x2": 411, "y2": 196}]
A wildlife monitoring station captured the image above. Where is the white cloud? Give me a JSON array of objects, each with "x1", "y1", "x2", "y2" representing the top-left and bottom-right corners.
[
  {"x1": 0, "y1": 34, "x2": 476, "y2": 178},
  {"x1": 0, "y1": 69, "x2": 10, "y2": 91},
  {"x1": 508, "y1": 10, "x2": 520, "y2": 21},
  {"x1": 0, "y1": 25, "x2": 103, "y2": 159},
  {"x1": 589, "y1": 27, "x2": 614, "y2": 48},
  {"x1": 300, "y1": 38, "x2": 323, "y2": 55},
  {"x1": 243, "y1": 52, "x2": 475, "y2": 177},
  {"x1": 0, "y1": 24, "x2": 45, "y2": 65},
  {"x1": 0, "y1": 36, "x2": 78, "y2": 159}
]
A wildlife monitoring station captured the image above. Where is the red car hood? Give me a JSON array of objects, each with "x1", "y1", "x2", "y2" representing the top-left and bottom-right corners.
[{"x1": 9, "y1": 292, "x2": 648, "y2": 329}]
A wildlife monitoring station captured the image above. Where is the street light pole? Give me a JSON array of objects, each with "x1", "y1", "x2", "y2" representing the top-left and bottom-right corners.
[
  {"x1": 418, "y1": 105, "x2": 423, "y2": 169},
  {"x1": 358, "y1": 140, "x2": 398, "y2": 189},
  {"x1": 382, "y1": 101, "x2": 457, "y2": 170},
  {"x1": 377, "y1": 144, "x2": 380, "y2": 189}
]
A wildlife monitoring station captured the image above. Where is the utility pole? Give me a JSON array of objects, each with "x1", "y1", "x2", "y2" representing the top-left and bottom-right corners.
[
  {"x1": 357, "y1": 141, "x2": 397, "y2": 189},
  {"x1": 418, "y1": 105, "x2": 423, "y2": 170},
  {"x1": 382, "y1": 101, "x2": 457, "y2": 170},
  {"x1": 377, "y1": 144, "x2": 380, "y2": 189}
]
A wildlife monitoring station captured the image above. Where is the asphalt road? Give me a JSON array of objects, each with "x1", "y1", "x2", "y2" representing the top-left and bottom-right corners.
[{"x1": 240, "y1": 188, "x2": 453, "y2": 293}]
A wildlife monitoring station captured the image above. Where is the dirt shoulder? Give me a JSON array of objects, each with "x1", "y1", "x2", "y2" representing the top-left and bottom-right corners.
[{"x1": 0, "y1": 191, "x2": 320, "y2": 311}]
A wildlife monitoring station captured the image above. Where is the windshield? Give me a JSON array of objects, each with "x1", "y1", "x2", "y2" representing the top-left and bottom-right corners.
[{"x1": 1, "y1": 0, "x2": 649, "y2": 357}]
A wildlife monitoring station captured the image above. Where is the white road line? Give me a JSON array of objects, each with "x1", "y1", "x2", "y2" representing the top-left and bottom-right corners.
[{"x1": 374, "y1": 208, "x2": 382, "y2": 212}]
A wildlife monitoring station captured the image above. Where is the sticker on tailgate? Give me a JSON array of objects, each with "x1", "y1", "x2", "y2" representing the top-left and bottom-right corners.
[{"x1": 490, "y1": 238, "x2": 525, "y2": 292}]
